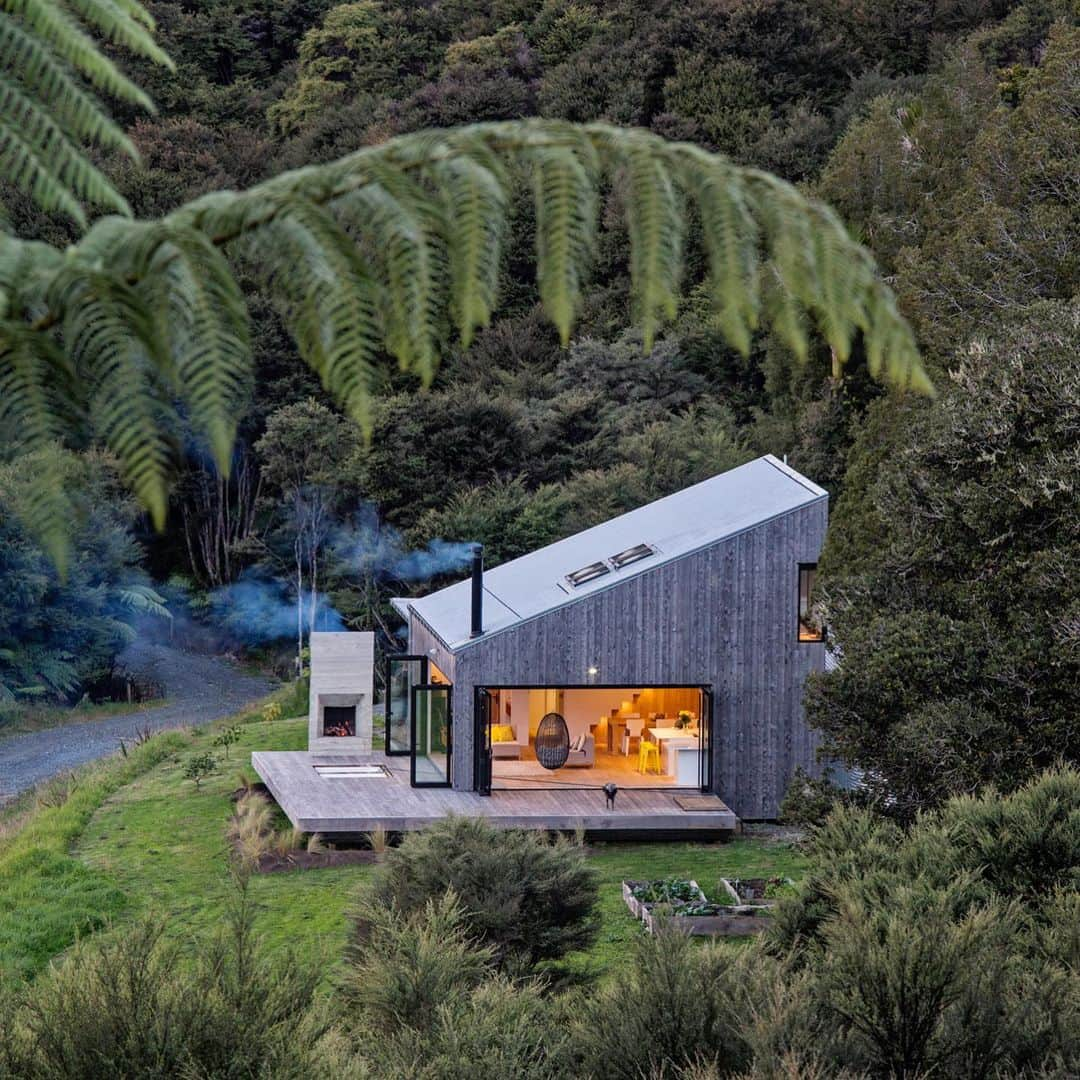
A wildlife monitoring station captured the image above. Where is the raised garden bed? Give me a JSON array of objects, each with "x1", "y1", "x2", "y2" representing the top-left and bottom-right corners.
[
  {"x1": 623, "y1": 876, "x2": 789, "y2": 937},
  {"x1": 720, "y1": 876, "x2": 795, "y2": 905},
  {"x1": 623, "y1": 877, "x2": 706, "y2": 919}
]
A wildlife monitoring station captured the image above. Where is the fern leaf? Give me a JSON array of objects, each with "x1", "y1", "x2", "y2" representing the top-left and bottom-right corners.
[
  {"x1": 48, "y1": 264, "x2": 176, "y2": 528},
  {"x1": 0, "y1": 323, "x2": 76, "y2": 572},
  {"x1": 529, "y1": 142, "x2": 597, "y2": 345},
  {"x1": 606, "y1": 131, "x2": 684, "y2": 350},
  {"x1": 247, "y1": 197, "x2": 382, "y2": 433},
  {"x1": 0, "y1": 73, "x2": 131, "y2": 216},
  {"x1": 115, "y1": 583, "x2": 171, "y2": 619},
  {"x1": 0, "y1": 16, "x2": 136, "y2": 156},
  {"x1": 429, "y1": 140, "x2": 508, "y2": 347},
  {"x1": 2, "y1": 3, "x2": 155, "y2": 109},
  {"x1": 333, "y1": 163, "x2": 445, "y2": 383},
  {"x1": 671, "y1": 145, "x2": 760, "y2": 355},
  {"x1": 137, "y1": 224, "x2": 251, "y2": 474},
  {"x1": 1, "y1": 118, "x2": 931, "y2": 572}
]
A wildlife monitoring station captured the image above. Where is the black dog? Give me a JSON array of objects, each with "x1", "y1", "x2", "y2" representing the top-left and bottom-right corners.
[{"x1": 603, "y1": 782, "x2": 618, "y2": 810}]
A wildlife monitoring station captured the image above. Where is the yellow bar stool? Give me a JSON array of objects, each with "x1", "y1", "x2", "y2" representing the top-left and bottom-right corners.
[{"x1": 638, "y1": 740, "x2": 661, "y2": 775}]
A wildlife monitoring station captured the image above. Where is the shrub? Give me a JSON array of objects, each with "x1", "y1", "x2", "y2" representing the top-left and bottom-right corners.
[
  {"x1": 343, "y1": 891, "x2": 566, "y2": 1078},
  {"x1": 4, "y1": 874, "x2": 340, "y2": 1078},
  {"x1": 939, "y1": 765, "x2": 1080, "y2": 903},
  {"x1": 359, "y1": 816, "x2": 598, "y2": 970},
  {"x1": 183, "y1": 752, "x2": 218, "y2": 790},
  {"x1": 778, "y1": 767, "x2": 847, "y2": 826},
  {"x1": 380, "y1": 975, "x2": 566, "y2": 1080},
  {"x1": 226, "y1": 793, "x2": 275, "y2": 866},
  {"x1": 213, "y1": 724, "x2": 242, "y2": 759},
  {"x1": 342, "y1": 890, "x2": 494, "y2": 1038},
  {"x1": 572, "y1": 928, "x2": 747, "y2": 1079}
]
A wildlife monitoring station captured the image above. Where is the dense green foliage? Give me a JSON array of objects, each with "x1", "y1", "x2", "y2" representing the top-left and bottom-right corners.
[
  {"x1": 354, "y1": 814, "x2": 599, "y2": 971},
  {"x1": 808, "y1": 306, "x2": 1079, "y2": 813},
  {"x1": 0, "y1": 449, "x2": 166, "y2": 705},
  {"x1": 3, "y1": 766, "x2": 1077, "y2": 1077}
]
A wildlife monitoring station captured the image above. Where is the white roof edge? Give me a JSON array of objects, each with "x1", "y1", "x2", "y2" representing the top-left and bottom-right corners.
[
  {"x1": 762, "y1": 453, "x2": 829, "y2": 498},
  {"x1": 390, "y1": 597, "x2": 413, "y2": 621}
]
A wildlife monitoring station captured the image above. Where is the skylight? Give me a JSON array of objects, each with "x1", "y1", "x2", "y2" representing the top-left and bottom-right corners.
[
  {"x1": 566, "y1": 561, "x2": 611, "y2": 587},
  {"x1": 610, "y1": 543, "x2": 656, "y2": 569}
]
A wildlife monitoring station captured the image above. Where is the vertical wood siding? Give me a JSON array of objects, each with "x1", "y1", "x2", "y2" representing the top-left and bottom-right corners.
[{"x1": 410, "y1": 500, "x2": 827, "y2": 819}]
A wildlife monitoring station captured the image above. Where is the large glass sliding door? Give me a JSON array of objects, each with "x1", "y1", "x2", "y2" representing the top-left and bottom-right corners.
[
  {"x1": 411, "y1": 684, "x2": 452, "y2": 787},
  {"x1": 385, "y1": 655, "x2": 427, "y2": 756}
]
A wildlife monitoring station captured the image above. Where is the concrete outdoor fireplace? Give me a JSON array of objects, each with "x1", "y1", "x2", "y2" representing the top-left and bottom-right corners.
[{"x1": 308, "y1": 631, "x2": 375, "y2": 754}]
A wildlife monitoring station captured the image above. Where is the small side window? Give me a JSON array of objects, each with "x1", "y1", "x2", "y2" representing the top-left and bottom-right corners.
[{"x1": 798, "y1": 564, "x2": 824, "y2": 642}]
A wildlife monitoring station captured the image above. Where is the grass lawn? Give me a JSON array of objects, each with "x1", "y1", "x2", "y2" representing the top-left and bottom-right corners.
[{"x1": 2, "y1": 685, "x2": 807, "y2": 987}]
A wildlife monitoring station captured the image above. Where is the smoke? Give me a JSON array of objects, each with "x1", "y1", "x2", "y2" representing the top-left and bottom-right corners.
[
  {"x1": 209, "y1": 573, "x2": 345, "y2": 644},
  {"x1": 328, "y1": 505, "x2": 474, "y2": 582},
  {"x1": 192, "y1": 506, "x2": 474, "y2": 648}
]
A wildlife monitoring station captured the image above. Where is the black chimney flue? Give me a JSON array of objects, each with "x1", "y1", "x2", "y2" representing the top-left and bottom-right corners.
[{"x1": 470, "y1": 543, "x2": 484, "y2": 638}]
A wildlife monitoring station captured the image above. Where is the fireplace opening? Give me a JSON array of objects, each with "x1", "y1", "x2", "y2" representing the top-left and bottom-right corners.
[{"x1": 323, "y1": 705, "x2": 356, "y2": 738}]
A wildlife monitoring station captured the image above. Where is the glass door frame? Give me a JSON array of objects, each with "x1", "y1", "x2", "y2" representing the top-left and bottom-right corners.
[
  {"x1": 410, "y1": 682, "x2": 452, "y2": 788},
  {"x1": 384, "y1": 654, "x2": 428, "y2": 757},
  {"x1": 698, "y1": 686, "x2": 714, "y2": 793},
  {"x1": 474, "y1": 686, "x2": 494, "y2": 796}
]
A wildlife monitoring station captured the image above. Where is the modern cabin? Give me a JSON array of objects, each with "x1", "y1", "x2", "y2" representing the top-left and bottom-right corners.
[{"x1": 253, "y1": 454, "x2": 827, "y2": 833}]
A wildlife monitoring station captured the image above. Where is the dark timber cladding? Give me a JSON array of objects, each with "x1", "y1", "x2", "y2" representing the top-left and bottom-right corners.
[{"x1": 398, "y1": 455, "x2": 829, "y2": 820}]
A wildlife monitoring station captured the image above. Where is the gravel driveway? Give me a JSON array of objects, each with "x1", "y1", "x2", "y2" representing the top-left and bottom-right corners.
[{"x1": 0, "y1": 642, "x2": 277, "y2": 802}]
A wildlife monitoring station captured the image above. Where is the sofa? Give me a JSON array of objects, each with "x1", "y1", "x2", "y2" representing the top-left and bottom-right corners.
[
  {"x1": 564, "y1": 734, "x2": 595, "y2": 767},
  {"x1": 491, "y1": 723, "x2": 524, "y2": 759}
]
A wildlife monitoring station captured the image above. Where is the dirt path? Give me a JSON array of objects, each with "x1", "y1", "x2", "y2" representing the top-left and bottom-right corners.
[{"x1": 0, "y1": 643, "x2": 277, "y2": 801}]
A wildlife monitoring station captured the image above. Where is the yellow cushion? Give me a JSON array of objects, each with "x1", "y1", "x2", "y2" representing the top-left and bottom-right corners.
[{"x1": 491, "y1": 724, "x2": 515, "y2": 743}]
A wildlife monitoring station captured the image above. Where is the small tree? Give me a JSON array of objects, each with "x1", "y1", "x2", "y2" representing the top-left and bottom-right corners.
[
  {"x1": 184, "y1": 752, "x2": 218, "y2": 790},
  {"x1": 213, "y1": 726, "x2": 242, "y2": 760},
  {"x1": 261, "y1": 701, "x2": 283, "y2": 726}
]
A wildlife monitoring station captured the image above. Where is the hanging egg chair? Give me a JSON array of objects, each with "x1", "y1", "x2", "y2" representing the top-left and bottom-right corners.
[{"x1": 535, "y1": 712, "x2": 570, "y2": 770}]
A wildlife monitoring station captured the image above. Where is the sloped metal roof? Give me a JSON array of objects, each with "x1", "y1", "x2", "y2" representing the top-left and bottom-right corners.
[{"x1": 394, "y1": 454, "x2": 826, "y2": 651}]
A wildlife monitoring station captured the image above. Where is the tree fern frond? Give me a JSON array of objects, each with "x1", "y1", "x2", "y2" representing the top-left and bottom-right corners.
[
  {"x1": 0, "y1": 323, "x2": 76, "y2": 572},
  {"x1": 0, "y1": 75, "x2": 131, "y2": 216},
  {"x1": 528, "y1": 142, "x2": 597, "y2": 346},
  {"x1": 0, "y1": 1, "x2": 169, "y2": 225},
  {"x1": 0, "y1": 119, "x2": 88, "y2": 224},
  {"x1": 2, "y1": 119, "x2": 929, "y2": 569},
  {"x1": 2, "y1": 3, "x2": 156, "y2": 109},
  {"x1": 48, "y1": 264, "x2": 176, "y2": 528},
  {"x1": 603, "y1": 131, "x2": 684, "y2": 350},
  {"x1": 115, "y1": 583, "x2": 171, "y2": 619},
  {"x1": 0, "y1": 16, "x2": 136, "y2": 156},
  {"x1": 671, "y1": 145, "x2": 760, "y2": 355},
  {"x1": 333, "y1": 165, "x2": 446, "y2": 383},
  {"x1": 60, "y1": 0, "x2": 170, "y2": 67},
  {"x1": 429, "y1": 144, "x2": 507, "y2": 347},
  {"x1": 249, "y1": 197, "x2": 383, "y2": 433}
]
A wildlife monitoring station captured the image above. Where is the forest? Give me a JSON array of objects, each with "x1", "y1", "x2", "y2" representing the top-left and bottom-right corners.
[
  {"x1": 3, "y1": 0, "x2": 1075, "y2": 813},
  {"x1": 0, "y1": 2, "x2": 1077, "y2": 1077}
]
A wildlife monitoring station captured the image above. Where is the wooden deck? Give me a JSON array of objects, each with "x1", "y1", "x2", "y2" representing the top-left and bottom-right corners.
[{"x1": 252, "y1": 751, "x2": 738, "y2": 837}]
